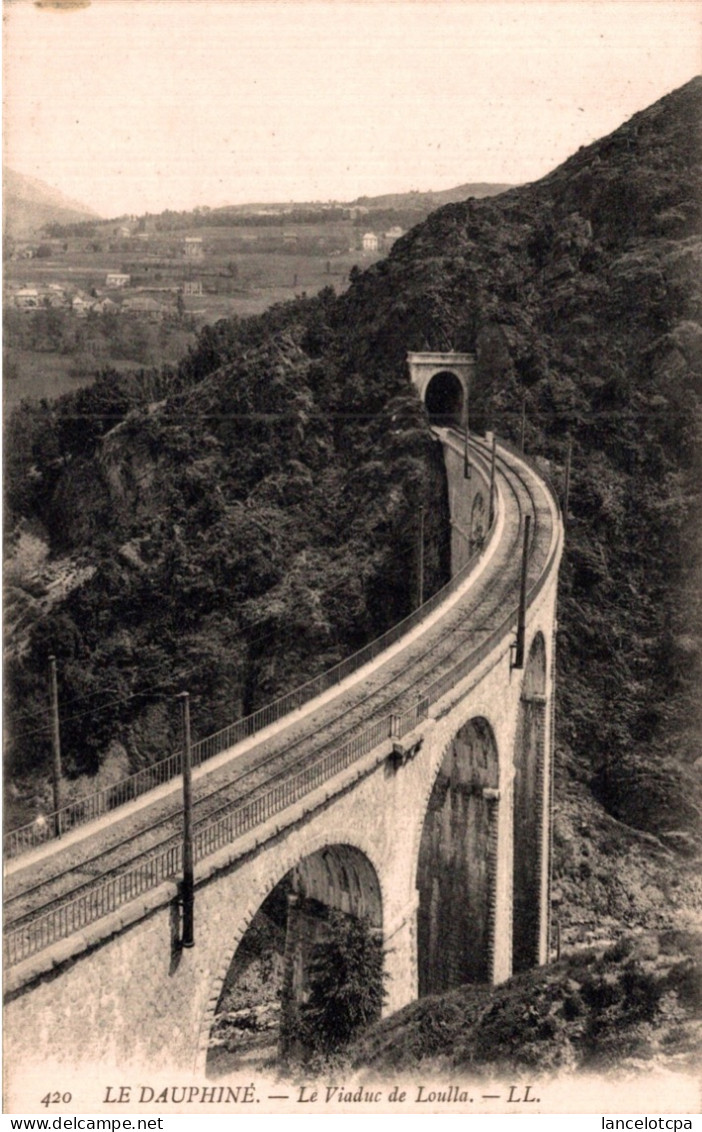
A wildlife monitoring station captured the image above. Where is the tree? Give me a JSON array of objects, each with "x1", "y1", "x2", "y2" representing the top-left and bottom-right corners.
[{"x1": 297, "y1": 912, "x2": 386, "y2": 1055}]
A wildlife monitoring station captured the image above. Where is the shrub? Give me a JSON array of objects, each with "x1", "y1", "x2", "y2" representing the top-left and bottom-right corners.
[{"x1": 296, "y1": 912, "x2": 386, "y2": 1055}]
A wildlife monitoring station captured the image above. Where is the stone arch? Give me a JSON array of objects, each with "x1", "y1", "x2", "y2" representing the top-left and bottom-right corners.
[
  {"x1": 424, "y1": 370, "x2": 465, "y2": 425},
  {"x1": 293, "y1": 844, "x2": 382, "y2": 925},
  {"x1": 416, "y1": 716, "x2": 499, "y2": 995},
  {"x1": 512, "y1": 631, "x2": 547, "y2": 973},
  {"x1": 199, "y1": 837, "x2": 383, "y2": 1075}
]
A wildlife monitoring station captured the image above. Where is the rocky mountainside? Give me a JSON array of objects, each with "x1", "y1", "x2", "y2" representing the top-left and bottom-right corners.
[{"x1": 5, "y1": 79, "x2": 701, "y2": 952}]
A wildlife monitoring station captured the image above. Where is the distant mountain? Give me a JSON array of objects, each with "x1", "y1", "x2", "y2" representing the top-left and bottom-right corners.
[
  {"x1": 349, "y1": 182, "x2": 514, "y2": 210},
  {"x1": 3, "y1": 167, "x2": 99, "y2": 237}
]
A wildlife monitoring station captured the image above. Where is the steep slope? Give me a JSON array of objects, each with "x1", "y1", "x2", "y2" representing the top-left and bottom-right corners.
[
  {"x1": 346, "y1": 929, "x2": 701, "y2": 1078},
  {"x1": 3, "y1": 167, "x2": 99, "y2": 236},
  {"x1": 5, "y1": 313, "x2": 450, "y2": 801}
]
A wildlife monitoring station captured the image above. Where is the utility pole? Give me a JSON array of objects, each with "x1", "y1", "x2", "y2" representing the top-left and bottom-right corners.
[
  {"x1": 416, "y1": 504, "x2": 425, "y2": 608},
  {"x1": 463, "y1": 394, "x2": 471, "y2": 479},
  {"x1": 519, "y1": 395, "x2": 526, "y2": 452},
  {"x1": 563, "y1": 435, "x2": 572, "y2": 527},
  {"x1": 48, "y1": 655, "x2": 62, "y2": 838},
  {"x1": 488, "y1": 435, "x2": 497, "y2": 528},
  {"x1": 179, "y1": 691, "x2": 195, "y2": 948}
]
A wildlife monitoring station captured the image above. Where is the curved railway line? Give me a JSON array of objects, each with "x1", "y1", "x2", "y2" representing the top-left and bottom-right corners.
[{"x1": 4, "y1": 431, "x2": 560, "y2": 967}]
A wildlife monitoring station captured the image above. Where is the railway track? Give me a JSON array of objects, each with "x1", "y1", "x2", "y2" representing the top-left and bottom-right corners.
[{"x1": 4, "y1": 434, "x2": 557, "y2": 964}]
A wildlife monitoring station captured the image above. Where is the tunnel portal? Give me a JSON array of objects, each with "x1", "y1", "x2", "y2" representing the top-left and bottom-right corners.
[{"x1": 407, "y1": 351, "x2": 475, "y2": 428}]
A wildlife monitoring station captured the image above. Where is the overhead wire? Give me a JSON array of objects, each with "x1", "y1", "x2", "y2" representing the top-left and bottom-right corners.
[
  {"x1": 4, "y1": 618, "x2": 287, "y2": 744},
  {"x1": 7, "y1": 613, "x2": 284, "y2": 730}
]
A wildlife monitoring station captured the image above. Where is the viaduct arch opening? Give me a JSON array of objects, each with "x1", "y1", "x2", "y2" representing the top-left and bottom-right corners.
[
  {"x1": 206, "y1": 844, "x2": 382, "y2": 1075},
  {"x1": 416, "y1": 716, "x2": 499, "y2": 995},
  {"x1": 512, "y1": 633, "x2": 547, "y2": 973}
]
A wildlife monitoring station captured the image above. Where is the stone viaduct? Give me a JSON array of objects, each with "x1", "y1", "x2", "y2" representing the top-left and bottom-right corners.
[{"x1": 4, "y1": 354, "x2": 563, "y2": 1077}]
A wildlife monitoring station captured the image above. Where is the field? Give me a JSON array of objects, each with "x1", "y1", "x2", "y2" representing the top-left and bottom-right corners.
[{"x1": 4, "y1": 218, "x2": 384, "y2": 406}]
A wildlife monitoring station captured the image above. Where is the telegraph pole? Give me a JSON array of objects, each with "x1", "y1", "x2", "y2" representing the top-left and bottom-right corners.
[
  {"x1": 179, "y1": 691, "x2": 195, "y2": 948},
  {"x1": 563, "y1": 435, "x2": 572, "y2": 527},
  {"x1": 48, "y1": 655, "x2": 62, "y2": 838},
  {"x1": 519, "y1": 395, "x2": 526, "y2": 452},
  {"x1": 463, "y1": 395, "x2": 471, "y2": 479},
  {"x1": 416, "y1": 505, "x2": 425, "y2": 608}
]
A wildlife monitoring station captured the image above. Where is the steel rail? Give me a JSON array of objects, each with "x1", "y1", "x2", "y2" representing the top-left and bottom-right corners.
[
  {"x1": 5, "y1": 436, "x2": 496, "y2": 858},
  {"x1": 5, "y1": 438, "x2": 560, "y2": 967},
  {"x1": 4, "y1": 440, "x2": 501, "y2": 917},
  {"x1": 4, "y1": 439, "x2": 535, "y2": 925}
]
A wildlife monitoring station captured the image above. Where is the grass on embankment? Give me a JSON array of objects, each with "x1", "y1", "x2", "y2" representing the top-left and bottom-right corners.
[{"x1": 345, "y1": 930, "x2": 702, "y2": 1078}]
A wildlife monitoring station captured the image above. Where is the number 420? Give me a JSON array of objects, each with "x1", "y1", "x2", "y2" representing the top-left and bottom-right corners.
[{"x1": 40, "y1": 1092, "x2": 72, "y2": 1107}]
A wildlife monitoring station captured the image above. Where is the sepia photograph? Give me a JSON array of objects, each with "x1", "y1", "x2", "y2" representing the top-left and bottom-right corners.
[{"x1": 2, "y1": 0, "x2": 701, "y2": 1117}]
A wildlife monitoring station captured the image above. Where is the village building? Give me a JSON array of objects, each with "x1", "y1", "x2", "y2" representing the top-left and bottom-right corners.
[
  {"x1": 384, "y1": 226, "x2": 405, "y2": 245},
  {"x1": 362, "y1": 232, "x2": 379, "y2": 253},
  {"x1": 91, "y1": 297, "x2": 118, "y2": 314},
  {"x1": 44, "y1": 289, "x2": 69, "y2": 309},
  {"x1": 106, "y1": 272, "x2": 131, "y2": 288},
  {"x1": 184, "y1": 237, "x2": 204, "y2": 259},
  {"x1": 121, "y1": 296, "x2": 164, "y2": 320},
  {"x1": 14, "y1": 287, "x2": 40, "y2": 309},
  {"x1": 71, "y1": 294, "x2": 95, "y2": 316}
]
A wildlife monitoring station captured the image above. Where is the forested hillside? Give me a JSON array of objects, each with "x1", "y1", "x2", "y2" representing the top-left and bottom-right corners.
[
  {"x1": 5, "y1": 78, "x2": 701, "y2": 947},
  {"x1": 5, "y1": 296, "x2": 450, "y2": 815}
]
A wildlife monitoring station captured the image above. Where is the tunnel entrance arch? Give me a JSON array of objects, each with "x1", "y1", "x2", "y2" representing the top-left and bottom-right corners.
[
  {"x1": 407, "y1": 351, "x2": 475, "y2": 428},
  {"x1": 512, "y1": 633, "x2": 547, "y2": 974},
  {"x1": 416, "y1": 716, "x2": 499, "y2": 995},
  {"x1": 424, "y1": 370, "x2": 465, "y2": 426},
  {"x1": 205, "y1": 844, "x2": 382, "y2": 1074}
]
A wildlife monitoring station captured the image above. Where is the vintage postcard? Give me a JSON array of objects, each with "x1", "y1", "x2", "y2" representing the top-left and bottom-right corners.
[{"x1": 3, "y1": 0, "x2": 701, "y2": 1118}]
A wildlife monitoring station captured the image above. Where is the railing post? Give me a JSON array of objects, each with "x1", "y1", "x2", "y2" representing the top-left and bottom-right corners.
[
  {"x1": 49, "y1": 655, "x2": 62, "y2": 838},
  {"x1": 511, "y1": 514, "x2": 531, "y2": 670},
  {"x1": 488, "y1": 435, "x2": 497, "y2": 528},
  {"x1": 179, "y1": 692, "x2": 195, "y2": 949}
]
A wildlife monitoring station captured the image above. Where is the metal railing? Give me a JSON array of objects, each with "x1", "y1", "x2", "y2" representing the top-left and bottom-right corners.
[
  {"x1": 5, "y1": 705, "x2": 428, "y2": 968},
  {"x1": 4, "y1": 439, "x2": 563, "y2": 970},
  {"x1": 5, "y1": 439, "x2": 495, "y2": 859}
]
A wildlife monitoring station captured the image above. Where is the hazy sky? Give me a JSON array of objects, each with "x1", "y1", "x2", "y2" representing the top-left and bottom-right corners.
[{"x1": 3, "y1": 0, "x2": 700, "y2": 217}]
